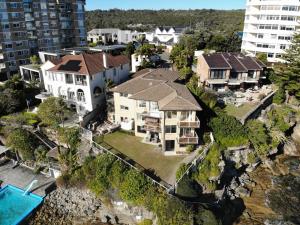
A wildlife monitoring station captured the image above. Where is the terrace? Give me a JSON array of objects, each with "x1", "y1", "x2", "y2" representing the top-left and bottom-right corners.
[{"x1": 95, "y1": 131, "x2": 185, "y2": 185}]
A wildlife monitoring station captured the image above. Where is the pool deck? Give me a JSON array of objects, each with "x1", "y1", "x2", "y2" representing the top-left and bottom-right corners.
[{"x1": 0, "y1": 161, "x2": 55, "y2": 196}]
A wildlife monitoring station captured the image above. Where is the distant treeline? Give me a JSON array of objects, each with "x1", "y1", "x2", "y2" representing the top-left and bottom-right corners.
[{"x1": 85, "y1": 9, "x2": 245, "y2": 33}]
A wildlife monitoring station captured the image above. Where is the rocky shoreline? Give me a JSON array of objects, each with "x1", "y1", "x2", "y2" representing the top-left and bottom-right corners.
[{"x1": 29, "y1": 187, "x2": 154, "y2": 225}]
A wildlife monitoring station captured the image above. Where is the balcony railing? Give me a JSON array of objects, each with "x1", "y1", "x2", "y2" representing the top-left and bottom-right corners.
[
  {"x1": 177, "y1": 133, "x2": 199, "y2": 145},
  {"x1": 178, "y1": 117, "x2": 200, "y2": 128},
  {"x1": 144, "y1": 117, "x2": 161, "y2": 132}
]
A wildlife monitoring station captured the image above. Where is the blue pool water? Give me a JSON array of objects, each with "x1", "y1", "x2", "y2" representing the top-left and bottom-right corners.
[{"x1": 0, "y1": 185, "x2": 43, "y2": 225}]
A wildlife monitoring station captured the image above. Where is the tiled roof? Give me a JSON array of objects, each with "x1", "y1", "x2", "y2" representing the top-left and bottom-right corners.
[
  {"x1": 203, "y1": 53, "x2": 232, "y2": 69},
  {"x1": 203, "y1": 53, "x2": 266, "y2": 71},
  {"x1": 48, "y1": 53, "x2": 130, "y2": 75},
  {"x1": 112, "y1": 69, "x2": 202, "y2": 111}
]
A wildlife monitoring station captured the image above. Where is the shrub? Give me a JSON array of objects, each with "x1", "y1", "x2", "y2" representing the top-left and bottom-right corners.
[
  {"x1": 273, "y1": 88, "x2": 286, "y2": 104},
  {"x1": 138, "y1": 219, "x2": 153, "y2": 225},
  {"x1": 56, "y1": 173, "x2": 71, "y2": 188},
  {"x1": 246, "y1": 120, "x2": 272, "y2": 157},
  {"x1": 176, "y1": 163, "x2": 189, "y2": 181},
  {"x1": 194, "y1": 144, "x2": 222, "y2": 191},
  {"x1": 209, "y1": 114, "x2": 249, "y2": 148},
  {"x1": 120, "y1": 170, "x2": 151, "y2": 205},
  {"x1": 186, "y1": 145, "x2": 194, "y2": 153},
  {"x1": 247, "y1": 152, "x2": 258, "y2": 164}
]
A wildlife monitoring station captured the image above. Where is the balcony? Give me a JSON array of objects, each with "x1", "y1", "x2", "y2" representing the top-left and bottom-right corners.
[
  {"x1": 177, "y1": 133, "x2": 199, "y2": 145},
  {"x1": 178, "y1": 117, "x2": 200, "y2": 128},
  {"x1": 144, "y1": 117, "x2": 161, "y2": 133}
]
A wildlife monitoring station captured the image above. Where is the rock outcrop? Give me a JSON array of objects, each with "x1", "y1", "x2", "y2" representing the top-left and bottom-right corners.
[{"x1": 29, "y1": 188, "x2": 154, "y2": 225}]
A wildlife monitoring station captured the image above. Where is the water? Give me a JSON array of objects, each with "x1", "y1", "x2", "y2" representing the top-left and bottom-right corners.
[{"x1": 0, "y1": 185, "x2": 43, "y2": 225}]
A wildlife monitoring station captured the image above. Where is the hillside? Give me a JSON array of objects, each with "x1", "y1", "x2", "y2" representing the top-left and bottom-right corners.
[{"x1": 85, "y1": 9, "x2": 245, "y2": 33}]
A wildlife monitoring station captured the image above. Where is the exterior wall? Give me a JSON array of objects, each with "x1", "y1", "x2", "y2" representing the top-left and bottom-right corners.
[
  {"x1": 113, "y1": 92, "x2": 199, "y2": 155},
  {"x1": 196, "y1": 55, "x2": 211, "y2": 83},
  {"x1": 241, "y1": 0, "x2": 300, "y2": 62}
]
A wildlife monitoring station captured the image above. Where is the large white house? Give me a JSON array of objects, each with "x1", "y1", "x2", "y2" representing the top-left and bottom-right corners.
[
  {"x1": 87, "y1": 28, "x2": 142, "y2": 44},
  {"x1": 37, "y1": 53, "x2": 130, "y2": 120},
  {"x1": 144, "y1": 27, "x2": 187, "y2": 46},
  {"x1": 241, "y1": 0, "x2": 300, "y2": 62}
]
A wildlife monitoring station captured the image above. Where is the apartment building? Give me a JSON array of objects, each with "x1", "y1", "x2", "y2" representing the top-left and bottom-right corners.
[
  {"x1": 197, "y1": 53, "x2": 266, "y2": 92},
  {"x1": 36, "y1": 53, "x2": 130, "y2": 120},
  {"x1": 87, "y1": 28, "x2": 142, "y2": 45},
  {"x1": 0, "y1": 0, "x2": 86, "y2": 81},
  {"x1": 111, "y1": 69, "x2": 202, "y2": 155},
  {"x1": 241, "y1": 0, "x2": 300, "y2": 62}
]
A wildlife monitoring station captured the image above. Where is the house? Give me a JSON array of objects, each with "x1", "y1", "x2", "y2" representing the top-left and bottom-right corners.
[
  {"x1": 144, "y1": 27, "x2": 187, "y2": 46},
  {"x1": 110, "y1": 69, "x2": 202, "y2": 155},
  {"x1": 87, "y1": 29, "x2": 142, "y2": 45},
  {"x1": 36, "y1": 52, "x2": 130, "y2": 120},
  {"x1": 197, "y1": 53, "x2": 266, "y2": 92},
  {"x1": 131, "y1": 53, "x2": 161, "y2": 73}
]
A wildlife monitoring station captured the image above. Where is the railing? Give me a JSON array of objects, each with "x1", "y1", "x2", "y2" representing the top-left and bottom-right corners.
[
  {"x1": 177, "y1": 133, "x2": 199, "y2": 144},
  {"x1": 75, "y1": 80, "x2": 87, "y2": 86},
  {"x1": 178, "y1": 117, "x2": 200, "y2": 128}
]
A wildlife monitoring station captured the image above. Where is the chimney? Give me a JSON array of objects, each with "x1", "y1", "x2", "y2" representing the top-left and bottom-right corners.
[{"x1": 103, "y1": 52, "x2": 108, "y2": 68}]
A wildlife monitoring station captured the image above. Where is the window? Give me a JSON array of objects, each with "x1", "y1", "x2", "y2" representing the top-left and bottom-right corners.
[
  {"x1": 280, "y1": 44, "x2": 287, "y2": 50},
  {"x1": 165, "y1": 125, "x2": 176, "y2": 133},
  {"x1": 120, "y1": 105, "x2": 129, "y2": 110},
  {"x1": 166, "y1": 111, "x2": 177, "y2": 119},
  {"x1": 120, "y1": 93, "x2": 128, "y2": 97},
  {"x1": 113, "y1": 68, "x2": 117, "y2": 76},
  {"x1": 210, "y1": 70, "x2": 226, "y2": 79},
  {"x1": 138, "y1": 100, "x2": 146, "y2": 108},
  {"x1": 77, "y1": 89, "x2": 85, "y2": 102},
  {"x1": 93, "y1": 87, "x2": 102, "y2": 97}
]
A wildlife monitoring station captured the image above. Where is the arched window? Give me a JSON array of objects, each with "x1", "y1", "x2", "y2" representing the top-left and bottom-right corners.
[
  {"x1": 77, "y1": 89, "x2": 85, "y2": 102},
  {"x1": 93, "y1": 86, "x2": 102, "y2": 97}
]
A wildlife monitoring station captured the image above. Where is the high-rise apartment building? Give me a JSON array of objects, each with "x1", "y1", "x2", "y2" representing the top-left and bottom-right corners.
[
  {"x1": 241, "y1": 0, "x2": 300, "y2": 62},
  {"x1": 0, "y1": 0, "x2": 86, "y2": 80}
]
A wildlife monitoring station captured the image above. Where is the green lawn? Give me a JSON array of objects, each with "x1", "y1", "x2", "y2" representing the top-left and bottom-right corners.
[
  {"x1": 96, "y1": 131, "x2": 185, "y2": 185},
  {"x1": 225, "y1": 103, "x2": 258, "y2": 120}
]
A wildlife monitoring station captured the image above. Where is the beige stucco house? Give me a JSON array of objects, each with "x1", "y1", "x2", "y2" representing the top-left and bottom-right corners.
[{"x1": 110, "y1": 69, "x2": 202, "y2": 155}]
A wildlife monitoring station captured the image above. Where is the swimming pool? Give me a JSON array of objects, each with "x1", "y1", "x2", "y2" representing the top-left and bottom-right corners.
[{"x1": 0, "y1": 185, "x2": 43, "y2": 225}]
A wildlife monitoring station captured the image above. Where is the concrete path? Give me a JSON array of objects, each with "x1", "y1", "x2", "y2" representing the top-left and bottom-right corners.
[{"x1": 0, "y1": 161, "x2": 55, "y2": 196}]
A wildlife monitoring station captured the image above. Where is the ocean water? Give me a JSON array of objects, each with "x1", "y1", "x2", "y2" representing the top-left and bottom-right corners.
[{"x1": 0, "y1": 185, "x2": 43, "y2": 225}]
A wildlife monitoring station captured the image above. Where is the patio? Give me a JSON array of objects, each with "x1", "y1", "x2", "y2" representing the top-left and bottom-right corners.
[{"x1": 95, "y1": 131, "x2": 185, "y2": 185}]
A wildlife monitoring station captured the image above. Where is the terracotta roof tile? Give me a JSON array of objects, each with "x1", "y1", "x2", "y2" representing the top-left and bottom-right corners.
[{"x1": 48, "y1": 53, "x2": 130, "y2": 75}]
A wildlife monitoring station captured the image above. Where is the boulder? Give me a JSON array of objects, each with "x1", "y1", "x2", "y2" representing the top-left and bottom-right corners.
[
  {"x1": 291, "y1": 123, "x2": 300, "y2": 144},
  {"x1": 284, "y1": 141, "x2": 300, "y2": 157}
]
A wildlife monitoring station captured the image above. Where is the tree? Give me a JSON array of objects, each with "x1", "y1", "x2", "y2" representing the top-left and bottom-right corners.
[
  {"x1": 30, "y1": 55, "x2": 39, "y2": 65},
  {"x1": 38, "y1": 97, "x2": 69, "y2": 127},
  {"x1": 57, "y1": 127, "x2": 81, "y2": 172},
  {"x1": 209, "y1": 114, "x2": 249, "y2": 147},
  {"x1": 257, "y1": 53, "x2": 268, "y2": 65},
  {"x1": 4, "y1": 74, "x2": 25, "y2": 91},
  {"x1": 274, "y1": 34, "x2": 300, "y2": 100},
  {"x1": 136, "y1": 44, "x2": 154, "y2": 57},
  {"x1": 246, "y1": 120, "x2": 272, "y2": 157},
  {"x1": 124, "y1": 42, "x2": 135, "y2": 58},
  {"x1": 6, "y1": 128, "x2": 36, "y2": 161},
  {"x1": 120, "y1": 169, "x2": 151, "y2": 205},
  {"x1": 0, "y1": 88, "x2": 24, "y2": 116}
]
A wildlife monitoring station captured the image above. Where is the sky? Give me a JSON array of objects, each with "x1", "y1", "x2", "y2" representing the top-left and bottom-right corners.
[{"x1": 86, "y1": 0, "x2": 246, "y2": 11}]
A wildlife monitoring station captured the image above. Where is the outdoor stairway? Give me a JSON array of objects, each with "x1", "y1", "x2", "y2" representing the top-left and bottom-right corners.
[{"x1": 33, "y1": 130, "x2": 57, "y2": 149}]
